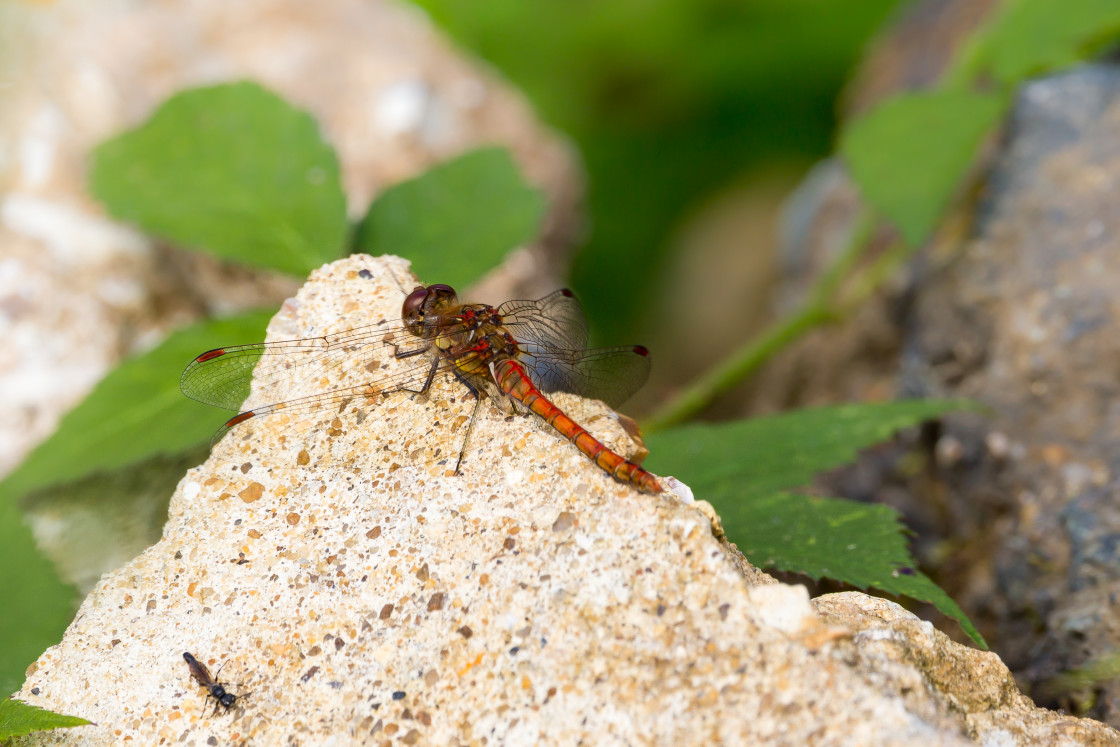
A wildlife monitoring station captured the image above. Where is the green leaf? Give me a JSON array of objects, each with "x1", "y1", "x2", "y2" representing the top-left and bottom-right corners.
[
  {"x1": 90, "y1": 81, "x2": 347, "y2": 276},
  {"x1": 646, "y1": 400, "x2": 978, "y2": 497},
  {"x1": 415, "y1": 0, "x2": 899, "y2": 341},
  {"x1": 0, "y1": 697, "x2": 90, "y2": 740},
  {"x1": 0, "y1": 310, "x2": 274, "y2": 502},
  {"x1": 846, "y1": 0, "x2": 1120, "y2": 248},
  {"x1": 840, "y1": 89, "x2": 1006, "y2": 247},
  {"x1": 646, "y1": 400, "x2": 986, "y2": 646},
  {"x1": 731, "y1": 491, "x2": 984, "y2": 648},
  {"x1": 0, "y1": 497, "x2": 76, "y2": 696},
  {"x1": 354, "y1": 147, "x2": 545, "y2": 289},
  {"x1": 972, "y1": 0, "x2": 1120, "y2": 86}
]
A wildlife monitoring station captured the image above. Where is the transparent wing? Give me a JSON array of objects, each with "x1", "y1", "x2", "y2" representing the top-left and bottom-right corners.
[
  {"x1": 497, "y1": 289, "x2": 650, "y2": 408},
  {"x1": 194, "y1": 350, "x2": 462, "y2": 471},
  {"x1": 181, "y1": 314, "x2": 463, "y2": 470},
  {"x1": 518, "y1": 344, "x2": 651, "y2": 409},
  {"x1": 181, "y1": 319, "x2": 436, "y2": 411},
  {"x1": 498, "y1": 289, "x2": 589, "y2": 353}
]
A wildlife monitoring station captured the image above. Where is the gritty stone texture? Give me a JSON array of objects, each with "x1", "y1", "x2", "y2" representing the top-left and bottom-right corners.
[
  {"x1": 815, "y1": 594, "x2": 1118, "y2": 745},
  {"x1": 14, "y1": 255, "x2": 1117, "y2": 745}
]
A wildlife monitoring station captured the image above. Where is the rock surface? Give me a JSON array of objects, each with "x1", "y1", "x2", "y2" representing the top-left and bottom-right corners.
[
  {"x1": 750, "y1": 3, "x2": 1120, "y2": 725},
  {"x1": 900, "y1": 64, "x2": 1120, "y2": 723},
  {"x1": 14, "y1": 255, "x2": 1117, "y2": 745}
]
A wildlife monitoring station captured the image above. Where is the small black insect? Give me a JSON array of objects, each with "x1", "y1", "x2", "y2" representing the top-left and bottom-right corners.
[{"x1": 183, "y1": 651, "x2": 243, "y2": 713}]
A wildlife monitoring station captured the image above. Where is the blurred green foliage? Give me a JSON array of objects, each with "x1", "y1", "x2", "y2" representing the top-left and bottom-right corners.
[
  {"x1": 355, "y1": 147, "x2": 546, "y2": 290},
  {"x1": 409, "y1": 0, "x2": 904, "y2": 340},
  {"x1": 91, "y1": 82, "x2": 347, "y2": 276},
  {"x1": 843, "y1": 0, "x2": 1120, "y2": 247},
  {"x1": 958, "y1": 0, "x2": 1120, "y2": 85},
  {"x1": 0, "y1": 311, "x2": 273, "y2": 502},
  {"x1": 0, "y1": 498, "x2": 74, "y2": 696}
]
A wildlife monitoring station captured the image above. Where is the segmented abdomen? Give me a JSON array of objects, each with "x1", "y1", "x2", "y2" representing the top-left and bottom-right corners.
[{"x1": 493, "y1": 359, "x2": 661, "y2": 494}]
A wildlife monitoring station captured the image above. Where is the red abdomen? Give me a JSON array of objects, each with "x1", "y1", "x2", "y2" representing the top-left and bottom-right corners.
[{"x1": 493, "y1": 359, "x2": 661, "y2": 494}]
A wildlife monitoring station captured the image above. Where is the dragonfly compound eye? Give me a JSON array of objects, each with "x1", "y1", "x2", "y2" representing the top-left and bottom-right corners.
[
  {"x1": 402, "y1": 287, "x2": 430, "y2": 323},
  {"x1": 425, "y1": 284, "x2": 459, "y2": 309}
]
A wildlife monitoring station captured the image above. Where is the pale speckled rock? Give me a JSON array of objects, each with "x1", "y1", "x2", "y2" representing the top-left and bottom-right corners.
[
  {"x1": 814, "y1": 593, "x2": 1119, "y2": 746},
  {"x1": 15, "y1": 256, "x2": 1116, "y2": 746}
]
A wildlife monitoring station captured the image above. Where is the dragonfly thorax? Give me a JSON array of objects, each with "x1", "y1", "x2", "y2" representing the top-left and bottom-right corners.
[{"x1": 403, "y1": 284, "x2": 509, "y2": 351}]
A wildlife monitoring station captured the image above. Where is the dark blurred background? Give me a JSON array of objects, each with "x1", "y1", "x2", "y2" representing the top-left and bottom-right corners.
[{"x1": 412, "y1": 0, "x2": 903, "y2": 394}]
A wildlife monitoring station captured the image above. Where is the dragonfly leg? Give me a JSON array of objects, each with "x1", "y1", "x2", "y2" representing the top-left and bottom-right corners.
[
  {"x1": 449, "y1": 369, "x2": 484, "y2": 475},
  {"x1": 391, "y1": 341, "x2": 431, "y2": 359},
  {"x1": 390, "y1": 354, "x2": 441, "y2": 396}
]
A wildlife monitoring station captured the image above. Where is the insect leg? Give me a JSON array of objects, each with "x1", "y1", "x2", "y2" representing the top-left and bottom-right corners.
[
  {"x1": 391, "y1": 354, "x2": 442, "y2": 396},
  {"x1": 385, "y1": 266, "x2": 415, "y2": 296},
  {"x1": 391, "y1": 341, "x2": 431, "y2": 359},
  {"x1": 214, "y1": 659, "x2": 229, "y2": 680},
  {"x1": 449, "y1": 369, "x2": 484, "y2": 475}
]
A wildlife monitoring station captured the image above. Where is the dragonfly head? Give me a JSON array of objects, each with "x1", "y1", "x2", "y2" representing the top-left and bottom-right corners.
[{"x1": 403, "y1": 284, "x2": 459, "y2": 337}]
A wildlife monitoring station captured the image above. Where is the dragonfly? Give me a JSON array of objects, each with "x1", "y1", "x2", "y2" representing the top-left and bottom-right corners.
[{"x1": 181, "y1": 281, "x2": 661, "y2": 493}]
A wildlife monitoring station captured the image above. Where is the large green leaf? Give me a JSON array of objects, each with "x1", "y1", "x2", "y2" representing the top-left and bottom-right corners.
[
  {"x1": 354, "y1": 147, "x2": 545, "y2": 289},
  {"x1": 90, "y1": 81, "x2": 347, "y2": 276},
  {"x1": 646, "y1": 400, "x2": 977, "y2": 497},
  {"x1": 646, "y1": 400, "x2": 986, "y2": 646},
  {"x1": 0, "y1": 498, "x2": 76, "y2": 696},
  {"x1": 840, "y1": 89, "x2": 1006, "y2": 247},
  {"x1": 0, "y1": 311, "x2": 273, "y2": 502},
  {"x1": 0, "y1": 697, "x2": 89, "y2": 740},
  {"x1": 969, "y1": 0, "x2": 1120, "y2": 86},
  {"x1": 730, "y1": 491, "x2": 983, "y2": 647}
]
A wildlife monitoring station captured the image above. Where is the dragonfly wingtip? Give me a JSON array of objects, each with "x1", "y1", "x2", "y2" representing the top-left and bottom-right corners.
[{"x1": 225, "y1": 411, "x2": 257, "y2": 428}]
